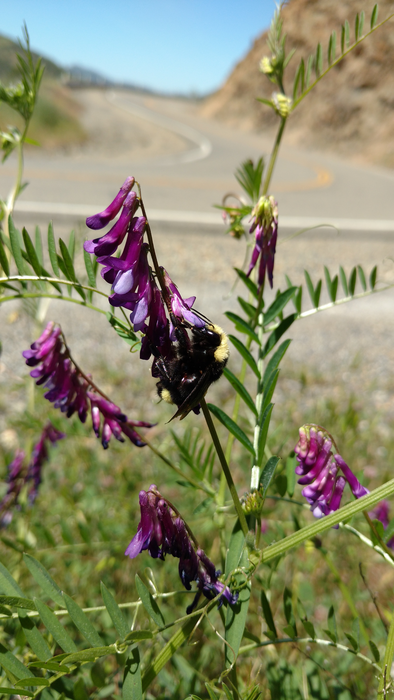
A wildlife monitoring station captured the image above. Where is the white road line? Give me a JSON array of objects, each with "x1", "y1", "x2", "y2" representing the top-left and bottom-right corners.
[
  {"x1": 106, "y1": 91, "x2": 212, "y2": 164},
  {"x1": 13, "y1": 201, "x2": 394, "y2": 231}
]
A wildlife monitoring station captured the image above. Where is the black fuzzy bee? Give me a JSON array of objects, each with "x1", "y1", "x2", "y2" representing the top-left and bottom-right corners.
[{"x1": 155, "y1": 315, "x2": 229, "y2": 421}]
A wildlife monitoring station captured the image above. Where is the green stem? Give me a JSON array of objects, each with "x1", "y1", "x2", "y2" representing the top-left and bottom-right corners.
[
  {"x1": 0, "y1": 275, "x2": 108, "y2": 296},
  {"x1": 262, "y1": 116, "x2": 287, "y2": 195},
  {"x1": 201, "y1": 399, "x2": 249, "y2": 537},
  {"x1": 378, "y1": 608, "x2": 394, "y2": 697},
  {"x1": 238, "y1": 636, "x2": 381, "y2": 673},
  {"x1": 3, "y1": 134, "x2": 25, "y2": 241},
  {"x1": 251, "y1": 310, "x2": 265, "y2": 490},
  {"x1": 0, "y1": 292, "x2": 108, "y2": 313},
  {"x1": 363, "y1": 511, "x2": 394, "y2": 562},
  {"x1": 259, "y1": 479, "x2": 394, "y2": 565}
]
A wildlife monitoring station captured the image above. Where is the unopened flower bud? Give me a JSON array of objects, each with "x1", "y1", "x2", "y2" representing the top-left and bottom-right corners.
[{"x1": 272, "y1": 93, "x2": 293, "y2": 118}]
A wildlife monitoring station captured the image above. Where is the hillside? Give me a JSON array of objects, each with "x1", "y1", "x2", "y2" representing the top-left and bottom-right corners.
[{"x1": 201, "y1": 0, "x2": 394, "y2": 168}]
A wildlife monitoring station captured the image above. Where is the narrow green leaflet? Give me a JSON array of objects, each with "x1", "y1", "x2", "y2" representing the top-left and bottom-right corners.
[
  {"x1": 207, "y1": 404, "x2": 254, "y2": 455},
  {"x1": 370, "y1": 265, "x2": 377, "y2": 289},
  {"x1": 263, "y1": 339, "x2": 291, "y2": 391},
  {"x1": 135, "y1": 574, "x2": 165, "y2": 628},
  {"x1": 327, "y1": 605, "x2": 338, "y2": 642},
  {"x1": 339, "y1": 266, "x2": 348, "y2": 296},
  {"x1": 83, "y1": 248, "x2": 97, "y2": 288},
  {"x1": 223, "y1": 368, "x2": 257, "y2": 416},
  {"x1": 18, "y1": 612, "x2": 52, "y2": 661},
  {"x1": 122, "y1": 646, "x2": 142, "y2": 700},
  {"x1": 23, "y1": 553, "x2": 64, "y2": 607},
  {"x1": 100, "y1": 582, "x2": 130, "y2": 639},
  {"x1": 0, "y1": 236, "x2": 10, "y2": 276},
  {"x1": 262, "y1": 315, "x2": 296, "y2": 359},
  {"x1": 259, "y1": 456, "x2": 280, "y2": 496},
  {"x1": 371, "y1": 3, "x2": 378, "y2": 28},
  {"x1": 68, "y1": 229, "x2": 75, "y2": 261},
  {"x1": 0, "y1": 562, "x2": 25, "y2": 596},
  {"x1": 263, "y1": 287, "x2": 297, "y2": 326},
  {"x1": 349, "y1": 266, "x2": 357, "y2": 296},
  {"x1": 234, "y1": 267, "x2": 258, "y2": 299},
  {"x1": 122, "y1": 630, "x2": 153, "y2": 645},
  {"x1": 34, "y1": 599, "x2": 77, "y2": 653},
  {"x1": 369, "y1": 639, "x2": 380, "y2": 662},
  {"x1": 225, "y1": 312, "x2": 260, "y2": 344},
  {"x1": 35, "y1": 226, "x2": 43, "y2": 265},
  {"x1": 14, "y1": 677, "x2": 50, "y2": 688},
  {"x1": 62, "y1": 593, "x2": 103, "y2": 647},
  {"x1": 357, "y1": 265, "x2": 367, "y2": 291},
  {"x1": 228, "y1": 335, "x2": 260, "y2": 379},
  {"x1": 60, "y1": 646, "x2": 114, "y2": 665},
  {"x1": 22, "y1": 227, "x2": 42, "y2": 277},
  {"x1": 237, "y1": 296, "x2": 257, "y2": 319},
  {"x1": 0, "y1": 642, "x2": 31, "y2": 680},
  {"x1": 0, "y1": 595, "x2": 36, "y2": 611},
  {"x1": 225, "y1": 547, "x2": 251, "y2": 668},
  {"x1": 8, "y1": 216, "x2": 28, "y2": 276},
  {"x1": 260, "y1": 590, "x2": 277, "y2": 638},
  {"x1": 0, "y1": 689, "x2": 33, "y2": 697},
  {"x1": 47, "y1": 222, "x2": 60, "y2": 276}
]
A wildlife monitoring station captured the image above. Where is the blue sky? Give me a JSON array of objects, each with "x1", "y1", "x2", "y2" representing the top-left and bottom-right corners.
[{"x1": 3, "y1": 1, "x2": 276, "y2": 94}]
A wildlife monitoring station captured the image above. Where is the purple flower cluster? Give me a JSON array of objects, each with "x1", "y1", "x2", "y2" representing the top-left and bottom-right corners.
[
  {"x1": 295, "y1": 425, "x2": 369, "y2": 519},
  {"x1": 83, "y1": 178, "x2": 205, "y2": 364},
  {"x1": 0, "y1": 423, "x2": 64, "y2": 526},
  {"x1": 23, "y1": 322, "x2": 153, "y2": 449},
  {"x1": 247, "y1": 195, "x2": 278, "y2": 289},
  {"x1": 126, "y1": 485, "x2": 238, "y2": 613}
]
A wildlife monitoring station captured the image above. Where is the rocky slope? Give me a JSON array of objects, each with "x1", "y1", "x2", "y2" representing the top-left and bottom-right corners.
[{"x1": 201, "y1": 0, "x2": 394, "y2": 167}]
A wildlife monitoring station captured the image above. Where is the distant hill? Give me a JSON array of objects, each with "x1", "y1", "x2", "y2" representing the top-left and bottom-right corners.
[{"x1": 201, "y1": 0, "x2": 394, "y2": 168}]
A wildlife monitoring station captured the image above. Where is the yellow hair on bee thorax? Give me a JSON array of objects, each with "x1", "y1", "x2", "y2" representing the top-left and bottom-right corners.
[
  {"x1": 160, "y1": 388, "x2": 174, "y2": 405},
  {"x1": 207, "y1": 324, "x2": 230, "y2": 364}
]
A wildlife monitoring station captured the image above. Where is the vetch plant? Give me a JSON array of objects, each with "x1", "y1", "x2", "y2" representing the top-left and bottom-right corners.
[{"x1": 1, "y1": 6, "x2": 394, "y2": 698}]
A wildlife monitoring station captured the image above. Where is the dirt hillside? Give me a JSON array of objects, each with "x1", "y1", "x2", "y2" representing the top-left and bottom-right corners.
[{"x1": 201, "y1": 0, "x2": 394, "y2": 167}]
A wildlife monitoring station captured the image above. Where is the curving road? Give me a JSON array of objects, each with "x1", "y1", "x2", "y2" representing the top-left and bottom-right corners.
[
  {"x1": 1, "y1": 88, "x2": 393, "y2": 233},
  {"x1": 1, "y1": 89, "x2": 393, "y2": 417}
]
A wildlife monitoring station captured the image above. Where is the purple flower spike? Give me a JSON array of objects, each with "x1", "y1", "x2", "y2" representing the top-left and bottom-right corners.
[
  {"x1": 23, "y1": 324, "x2": 153, "y2": 450},
  {"x1": 126, "y1": 486, "x2": 238, "y2": 612},
  {"x1": 86, "y1": 176, "x2": 135, "y2": 230},
  {"x1": 247, "y1": 195, "x2": 278, "y2": 289},
  {"x1": 295, "y1": 424, "x2": 369, "y2": 520}
]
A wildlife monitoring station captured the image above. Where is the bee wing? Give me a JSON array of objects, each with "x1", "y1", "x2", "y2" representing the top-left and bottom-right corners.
[{"x1": 168, "y1": 372, "x2": 213, "y2": 422}]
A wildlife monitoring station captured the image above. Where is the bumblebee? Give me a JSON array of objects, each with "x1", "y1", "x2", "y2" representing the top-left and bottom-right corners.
[{"x1": 155, "y1": 316, "x2": 229, "y2": 421}]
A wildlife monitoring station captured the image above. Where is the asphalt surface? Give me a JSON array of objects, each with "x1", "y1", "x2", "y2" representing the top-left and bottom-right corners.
[{"x1": 1, "y1": 88, "x2": 393, "y2": 430}]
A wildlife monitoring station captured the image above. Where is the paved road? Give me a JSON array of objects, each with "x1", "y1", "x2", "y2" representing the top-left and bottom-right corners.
[
  {"x1": 1, "y1": 89, "x2": 393, "y2": 428},
  {"x1": 1, "y1": 88, "x2": 393, "y2": 233}
]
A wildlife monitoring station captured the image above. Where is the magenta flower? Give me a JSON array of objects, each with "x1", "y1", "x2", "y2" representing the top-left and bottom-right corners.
[
  {"x1": 247, "y1": 195, "x2": 278, "y2": 289},
  {"x1": 162, "y1": 268, "x2": 205, "y2": 331},
  {"x1": 126, "y1": 485, "x2": 238, "y2": 613},
  {"x1": 86, "y1": 176, "x2": 135, "y2": 230},
  {"x1": 23, "y1": 323, "x2": 153, "y2": 449},
  {"x1": 295, "y1": 425, "x2": 369, "y2": 519}
]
